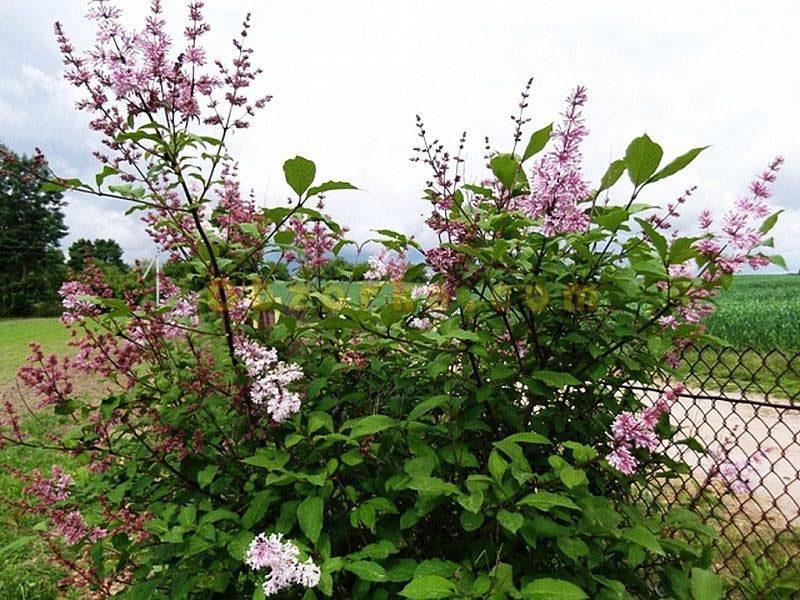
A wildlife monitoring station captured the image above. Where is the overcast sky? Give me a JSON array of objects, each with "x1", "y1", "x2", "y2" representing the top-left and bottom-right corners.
[{"x1": 1, "y1": 1, "x2": 798, "y2": 270}]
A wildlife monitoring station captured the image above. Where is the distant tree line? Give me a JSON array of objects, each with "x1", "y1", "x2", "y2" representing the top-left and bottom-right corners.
[{"x1": 0, "y1": 144, "x2": 139, "y2": 317}]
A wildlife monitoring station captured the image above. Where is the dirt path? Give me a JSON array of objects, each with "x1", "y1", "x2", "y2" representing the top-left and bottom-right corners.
[{"x1": 639, "y1": 387, "x2": 800, "y2": 526}]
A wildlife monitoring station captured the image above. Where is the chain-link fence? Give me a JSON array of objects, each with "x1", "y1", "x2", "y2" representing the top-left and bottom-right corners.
[{"x1": 628, "y1": 344, "x2": 800, "y2": 594}]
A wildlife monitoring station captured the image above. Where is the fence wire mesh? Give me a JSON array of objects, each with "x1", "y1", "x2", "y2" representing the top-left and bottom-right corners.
[{"x1": 628, "y1": 344, "x2": 800, "y2": 593}]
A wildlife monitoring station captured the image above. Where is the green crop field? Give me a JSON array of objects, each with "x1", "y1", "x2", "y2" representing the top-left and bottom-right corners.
[{"x1": 704, "y1": 274, "x2": 800, "y2": 352}]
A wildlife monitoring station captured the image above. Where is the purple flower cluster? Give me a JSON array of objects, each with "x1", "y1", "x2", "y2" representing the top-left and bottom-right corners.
[
  {"x1": 59, "y1": 281, "x2": 100, "y2": 324},
  {"x1": 51, "y1": 509, "x2": 107, "y2": 546},
  {"x1": 286, "y1": 201, "x2": 343, "y2": 270},
  {"x1": 606, "y1": 384, "x2": 684, "y2": 475},
  {"x1": 705, "y1": 432, "x2": 769, "y2": 495},
  {"x1": 694, "y1": 157, "x2": 783, "y2": 274},
  {"x1": 365, "y1": 249, "x2": 408, "y2": 282},
  {"x1": 21, "y1": 465, "x2": 106, "y2": 545},
  {"x1": 234, "y1": 336, "x2": 303, "y2": 423},
  {"x1": 23, "y1": 466, "x2": 74, "y2": 504},
  {"x1": 516, "y1": 86, "x2": 590, "y2": 236},
  {"x1": 245, "y1": 533, "x2": 320, "y2": 596}
]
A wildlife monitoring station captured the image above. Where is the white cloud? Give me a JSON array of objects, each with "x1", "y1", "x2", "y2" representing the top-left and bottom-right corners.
[{"x1": 1, "y1": 0, "x2": 798, "y2": 268}]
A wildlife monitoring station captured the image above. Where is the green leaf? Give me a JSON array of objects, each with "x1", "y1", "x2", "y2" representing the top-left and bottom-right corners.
[
  {"x1": 399, "y1": 575, "x2": 455, "y2": 598},
  {"x1": 0, "y1": 535, "x2": 35, "y2": 554},
  {"x1": 625, "y1": 135, "x2": 663, "y2": 187},
  {"x1": 636, "y1": 218, "x2": 668, "y2": 259},
  {"x1": 460, "y1": 509, "x2": 484, "y2": 532},
  {"x1": 518, "y1": 491, "x2": 579, "y2": 512},
  {"x1": 197, "y1": 465, "x2": 219, "y2": 489},
  {"x1": 556, "y1": 537, "x2": 589, "y2": 562},
  {"x1": 488, "y1": 450, "x2": 508, "y2": 482},
  {"x1": 531, "y1": 370, "x2": 580, "y2": 389},
  {"x1": 497, "y1": 509, "x2": 524, "y2": 534},
  {"x1": 407, "y1": 477, "x2": 460, "y2": 497},
  {"x1": 760, "y1": 210, "x2": 783, "y2": 234},
  {"x1": 306, "y1": 180, "x2": 358, "y2": 198},
  {"x1": 559, "y1": 465, "x2": 587, "y2": 489},
  {"x1": 563, "y1": 441, "x2": 598, "y2": 464},
  {"x1": 297, "y1": 496, "x2": 324, "y2": 544},
  {"x1": 95, "y1": 165, "x2": 119, "y2": 187},
  {"x1": 348, "y1": 414, "x2": 396, "y2": 439},
  {"x1": 345, "y1": 560, "x2": 387, "y2": 582},
  {"x1": 769, "y1": 254, "x2": 787, "y2": 270},
  {"x1": 522, "y1": 578, "x2": 588, "y2": 599},
  {"x1": 457, "y1": 489, "x2": 484, "y2": 513},
  {"x1": 622, "y1": 525, "x2": 664, "y2": 555},
  {"x1": 490, "y1": 154, "x2": 527, "y2": 191},
  {"x1": 242, "y1": 491, "x2": 275, "y2": 529},
  {"x1": 522, "y1": 123, "x2": 553, "y2": 162},
  {"x1": 408, "y1": 395, "x2": 450, "y2": 421},
  {"x1": 597, "y1": 159, "x2": 626, "y2": 193},
  {"x1": 668, "y1": 237, "x2": 699, "y2": 264},
  {"x1": 649, "y1": 146, "x2": 708, "y2": 183},
  {"x1": 228, "y1": 531, "x2": 255, "y2": 561},
  {"x1": 690, "y1": 568, "x2": 723, "y2": 600},
  {"x1": 283, "y1": 156, "x2": 316, "y2": 196}
]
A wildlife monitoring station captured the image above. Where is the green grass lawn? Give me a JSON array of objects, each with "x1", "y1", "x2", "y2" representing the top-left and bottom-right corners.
[
  {"x1": 0, "y1": 318, "x2": 71, "y2": 382},
  {"x1": 0, "y1": 319, "x2": 76, "y2": 599},
  {"x1": 0, "y1": 416, "x2": 80, "y2": 600}
]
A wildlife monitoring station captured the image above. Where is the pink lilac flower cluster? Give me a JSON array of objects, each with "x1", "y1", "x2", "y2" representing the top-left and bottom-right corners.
[
  {"x1": 365, "y1": 249, "x2": 408, "y2": 282},
  {"x1": 23, "y1": 466, "x2": 74, "y2": 505},
  {"x1": 648, "y1": 186, "x2": 697, "y2": 231},
  {"x1": 659, "y1": 158, "x2": 783, "y2": 365},
  {"x1": 286, "y1": 201, "x2": 342, "y2": 269},
  {"x1": 99, "y1": 499, "x2": 152, "y2": 543},
  {"x1": 59, "y1": 281, "x2": 100, "y2": 324},
  {"x1": 245, "y1": 533, "x2": 320, "y2": 596},
  {"x1": 606, "y1": 384, "x2": 685, "y2": 475},
  {"x1": 694, "y1": 157, "x2": 783, "y2": 274},
  {"x1": 142, "y1": 187, "x2": 200, "y2": 255},
  {"x1": 17, "y1": 344, "x2": 74, "y2": 408},
  {"x1": 705, "y1": 431, "x2": 770, "y2": 495},
  {"x1": 234, "y1": 336, "x2": 304, "y2": 423},
  {"x1": 70, "y1": 330, "x2": 141, "y2": 385},
  {"x1": 21, "y1": 465, "x2": 107, "y2": 545},
  {"x1": 411, "y1": 120, "x2": 476, "y2": 295},
  {"x1": 410, "y1": 283, "x2": 441, "y2": 301},
  {"x1": 54, "y1": 1, "x2": 271, "y2": 261},
  {"x1": 51, "y1": 509, "x2": 107, "y2": 546},
  {"x1": 55, "y1": 0, "x2": 268, "y2": 136},
  {"x1": 152, "y1": 274, "x2": 200, "y2": 339},
  {"x1": 59, "y1": 259, "x2": 113, "y2": 324},
  {"x1": 515, "y1": 86, "x2": 590, "y2": 236},
  {"x1": 0, "y1": 400, "x2": 23, "y2": 446},
  {"x1": 407, "y1": 283, "x2": 448, "y2": 330},
  {"x1": 212, "y1": 163, "x2": 264, "y2": 245}
]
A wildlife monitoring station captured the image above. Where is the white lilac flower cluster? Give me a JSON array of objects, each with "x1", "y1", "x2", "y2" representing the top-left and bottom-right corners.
[
  {"x1": 408, "y1": 284, "x2": 447, "y2": 330},
  {"x1": 234, "y1": 336, "x2": 304, "y2": 423},
  {"x1": 245, "y1": 533, "x2": 321, "y2": 596}
]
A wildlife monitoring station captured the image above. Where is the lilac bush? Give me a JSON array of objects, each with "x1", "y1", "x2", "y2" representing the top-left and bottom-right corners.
[{"x1": 0, "y1": 1, "x2": 787, "y2": 598}]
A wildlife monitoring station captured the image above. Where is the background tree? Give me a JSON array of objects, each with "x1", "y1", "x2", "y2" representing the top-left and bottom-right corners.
[
  {"x1": 67, "y1": 238, "x2": 127, "y2": 272},
  {"x1": 0, "y1": 143, "x2": 67, "y2": 317}
]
